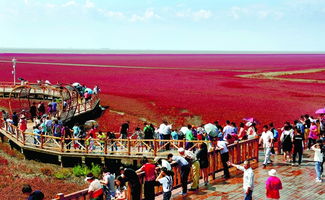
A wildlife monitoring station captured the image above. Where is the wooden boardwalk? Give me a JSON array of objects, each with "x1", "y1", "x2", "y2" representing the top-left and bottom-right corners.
[{"x1": 156, "y1": 150, "x2": 324, "y2": 200}]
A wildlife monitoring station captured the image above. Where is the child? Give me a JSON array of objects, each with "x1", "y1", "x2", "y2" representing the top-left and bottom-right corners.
[
  {"x1": 156, "y1": 167, "x2": 173, "y2": 200},
  {"x1": 311, "y1": 142, "x2": 324, "y2": 182},
  {"x1": 115, "y1": 176, "x2": 127, "y2": 200}
]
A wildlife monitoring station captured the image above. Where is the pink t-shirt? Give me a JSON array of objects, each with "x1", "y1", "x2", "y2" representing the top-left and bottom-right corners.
[
  {"x1": 309, "y1": 125, "x2": 318, "y2": 139},
  {"x1": 266, "y1": 176, "x2": 282, "y2": 199}
]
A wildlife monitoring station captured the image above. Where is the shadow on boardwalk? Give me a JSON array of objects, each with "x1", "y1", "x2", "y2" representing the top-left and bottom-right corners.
[{"x1": 157, "y1": 150, "x2": 324, "y2": 200}]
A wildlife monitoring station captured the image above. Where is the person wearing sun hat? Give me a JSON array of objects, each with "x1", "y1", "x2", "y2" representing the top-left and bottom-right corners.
[
  {"x1": 85, "y1": 172, "x2": 103, "y2": 200},
  {"x1": 265, "y1": 169, "x2": 282, "y2": 200}
]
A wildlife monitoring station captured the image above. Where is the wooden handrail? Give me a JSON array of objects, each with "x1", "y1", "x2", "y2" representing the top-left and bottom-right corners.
[{"x1": 51, "y1": 138, "x2": 259, "y2": 200}]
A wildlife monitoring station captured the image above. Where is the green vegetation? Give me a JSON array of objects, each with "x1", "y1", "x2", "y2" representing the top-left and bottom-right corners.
[{"x1": 72, "y1": 163, "x2": 102, "y2": 178}]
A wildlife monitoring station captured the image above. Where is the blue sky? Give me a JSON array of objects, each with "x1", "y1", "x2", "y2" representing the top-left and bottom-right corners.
[{"x1": 1, "y1": 0, "x2": 325, "y2": 51}]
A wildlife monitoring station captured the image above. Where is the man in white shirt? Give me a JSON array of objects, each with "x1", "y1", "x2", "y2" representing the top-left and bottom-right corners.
[
  {"x1": 159, "y1": 121, "x2": 171, "y2": 150},
  {"x1": 223, "y1": 120, "x2": 233, "y2": 140},
  {"x1": 154, "y1": 157, "x2": 172, "y2": 171},
  {"x1": 259, "y1": 125, "x2": 274, "y2": 168},
  {"x1": 216, "y1": 140, "x2": 230, "y2": 178},
  {"x1": 228, "y1": 160, "x2": 254, "y2": 200}
]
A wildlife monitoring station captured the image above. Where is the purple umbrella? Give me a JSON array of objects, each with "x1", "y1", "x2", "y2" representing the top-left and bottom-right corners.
[
  {"x1": 243, "y1": 117, "x2": 260, "y2": 124},
  {"x1": 315, "y1": 108, "x2": 325, "y2": 114}
]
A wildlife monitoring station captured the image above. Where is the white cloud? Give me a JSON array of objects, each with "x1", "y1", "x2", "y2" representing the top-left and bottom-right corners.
[
  {"x1": 193, "y1": 9, "x2": 212, "y2": 20},
  {"x1": 24, "y1": 0, "x2": 29, "y2": 5},
  {"x1": 130, "y1": 8, "x2": 161, "y2": 22},
  {"x1": 229, "y1": 5, "x2": 283, "y2": 20},
  {"x1": 84, "y1": 0, "x2": 94, "y2": 9},
  {"x1": 98, "y1": 9, "x2": 125, "y2": 19},
  {"x1": 62, "y1": 1, "x2": 77, "y2": 7},
  {"x1": 175, "y1": 9, "x2": 213, "y2": 21}
]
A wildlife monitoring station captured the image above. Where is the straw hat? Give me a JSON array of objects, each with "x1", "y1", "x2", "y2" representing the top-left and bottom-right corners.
[
  {"x1": 84, "y1": 173, "x2": 94, "y2": 181},
  {"x1": 268, "y1": 169, "x2": 277, "y2": 176}
]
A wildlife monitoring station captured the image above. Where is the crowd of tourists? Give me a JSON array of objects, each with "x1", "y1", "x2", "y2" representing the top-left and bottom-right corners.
[{"x1": 2, "y1": 108, "x2": 324, "y2": 200}]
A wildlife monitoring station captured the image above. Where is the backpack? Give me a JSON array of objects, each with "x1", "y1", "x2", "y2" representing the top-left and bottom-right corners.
[
  {"x1": 144, "y1": 126, "x2": 154, "y2": 138},
  {"x1": 271, "y1": 128, "x2": 279, "y2": 142}
]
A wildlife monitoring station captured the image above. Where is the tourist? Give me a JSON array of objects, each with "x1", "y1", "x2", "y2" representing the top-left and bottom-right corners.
[
  {"x1": 119, "y1": 167, "x2": 141, "y2": 200},
  {"x1": 265, "y1": 169, "x2": 282, "y2": 200},
  {"x1": 100, "y1": 168, "x2": 116, "y2": 200},
  {"x1": 269, "y1": 123, "x2": 278, "y2": 155},
  {"x1": 62, "y1": 126, "x2": 72, "y2": 150},
  {"x1": 1, "y1": 110, "x2": 9, "y2": 122},
  {"x1": 29, "y1": 102, "x2": 37, "y2": 122},
  {"x1": 280, "y1": 125, "x2": 294, "y2": 162},
  {"x1": 85, "y1": 173, "x2": 104, "y2": 200},
  {"x1": 51, "y1": 100, "x2": 58, "y2": 117},
  {"x1": 196, "y1": 142, "x2": 209, "y2": 185},
  {"x1": 178, "y1": 147, "x2": 200, "y2": 191},
  {"x1": 136, "y1": 157, "x2": 156, "y2": 200},
  {"x1": 223, "y1": 120, "x2": 233, "y2": 140},
  {"x1": 115, "y1": 175, "x2": 127, "y2": 200},
  {"x1": 196, "y1": 125, "x2": 205, "y2": 140},
  {"x1": 167, "y1": 152, "x2": 190, "y2": 195},
  {"x1": 295, "y1": 120, "x2": 305, "y2": 135},
  {"x1": 185, "y1": 124, "x2": 195, "y2": 150},
  {"x1": 34, "y1": 116, "x2": 41, "y2": 127},
  {"x1": 19, "y1": 115, "x2": 28, "y2": 133},
  {"x1": 72, "y1": 123, "x2": 81, "y2": 149},
  {"x1": 107, "y1": 132, "x2": 117, "y2": 151},
  {"x1": 154, "y1": 157, "x2": 172, "y2": 171},
  {"x1": 308, "y1": 122, "x2": 318, "y2": 149},
  {"x1": 22, "y1": 184, "x2": 44, "y2": 200},
  {"x1": 320, "y1": 138, "x2": 325, "y2": 175},
  {"x1": 37, "y1": 102, "x2": 45, "y2": 117},
  {"x1": 311, "y1": 142, "x2": 324, "y2": 182},
  {"x1": 143, "y1": 122, "x2": 154, "y2": 148},
  {"x1": 246, "y1": 122, "x2": 257, "y2": 139},
  {"x1": 120, "y1": 121, "x2": 130, "y2": 140},
  {"x1": 238, "y1": 122, "x2": 246, "y2": 140},
  {"x1": 12, "y1": 112, "x2": 19, "y2": 126},
  {"x1": 156, "y1": 167, "x2": 173, "y2": 200},
  {"x1": 158, "y1": 121, "x2": 171, "y2": 150},
  {"x1": 52, "y1": 120, "x2": 62, "y2": 137},
  {"x1": 259, "y1": 125, "x2": 273, "y2": 168},
  {"x1": 33, "y1": 125, "x2": 41, "y2": 145},
  {"x1": 47, "y1": 103, "x2": 53, "y2": 117},
  {"x1": 228, "y1": 160, "x2": 254, "y2": 200},
  {"x1": 216, "y1": 139, "x2": 230, "y2": 179},
  {"x1": 292, "y1": 129, "x2": 304, "y2": 166},
  {"x1": 45, "y1": 116, "x2": 53, "y2": 135}
]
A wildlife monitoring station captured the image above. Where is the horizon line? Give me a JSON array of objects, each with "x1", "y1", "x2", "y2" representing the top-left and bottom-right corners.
[{"x1": 1, "y1": 48, "x2": 325, "y2": 54}]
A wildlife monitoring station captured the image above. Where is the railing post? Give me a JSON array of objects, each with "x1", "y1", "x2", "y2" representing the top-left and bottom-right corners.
[
  {"x1": 40, "y1": 133, "x2": 44, "y2": 149},
  {"x1": 127, "y1": 138, "x2": 131, "y2": 155},
  {"x1": 61, "y1": 136, "x2": 64, "y2": 152},
  {"x1": 85, "y1": 139, "x2": 89, "y2": 154},
  {"x1": 212, "y1": 150, "x2": 216, "y2": 179},
  {"x1": 104, "y1": 137, "x2": 108, "y2": 155},
  {"x1": 22, "y1": 131, "x2": 26, "y2": 145},
  {"x1": 153, "y1": 139, "x2": 157, "y2": 156}
]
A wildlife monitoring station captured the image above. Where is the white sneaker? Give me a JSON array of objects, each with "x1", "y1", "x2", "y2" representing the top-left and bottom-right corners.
[{"x1": 315, "y1": 179, "x2": 322, "y2": 183}]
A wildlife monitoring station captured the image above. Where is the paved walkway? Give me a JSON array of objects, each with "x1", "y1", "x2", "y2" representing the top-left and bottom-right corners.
[{"x1": 157, "y1": 150, "x2": 324, "y2": 200}]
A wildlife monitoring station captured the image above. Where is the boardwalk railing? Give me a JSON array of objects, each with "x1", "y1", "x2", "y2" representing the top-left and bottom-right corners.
[
  {"x1": 52, "y1": 138, "x2": 259, "y2": 200},
  {"x1": 0, "y1": 121, "x2": 258, "y2": 158}
]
